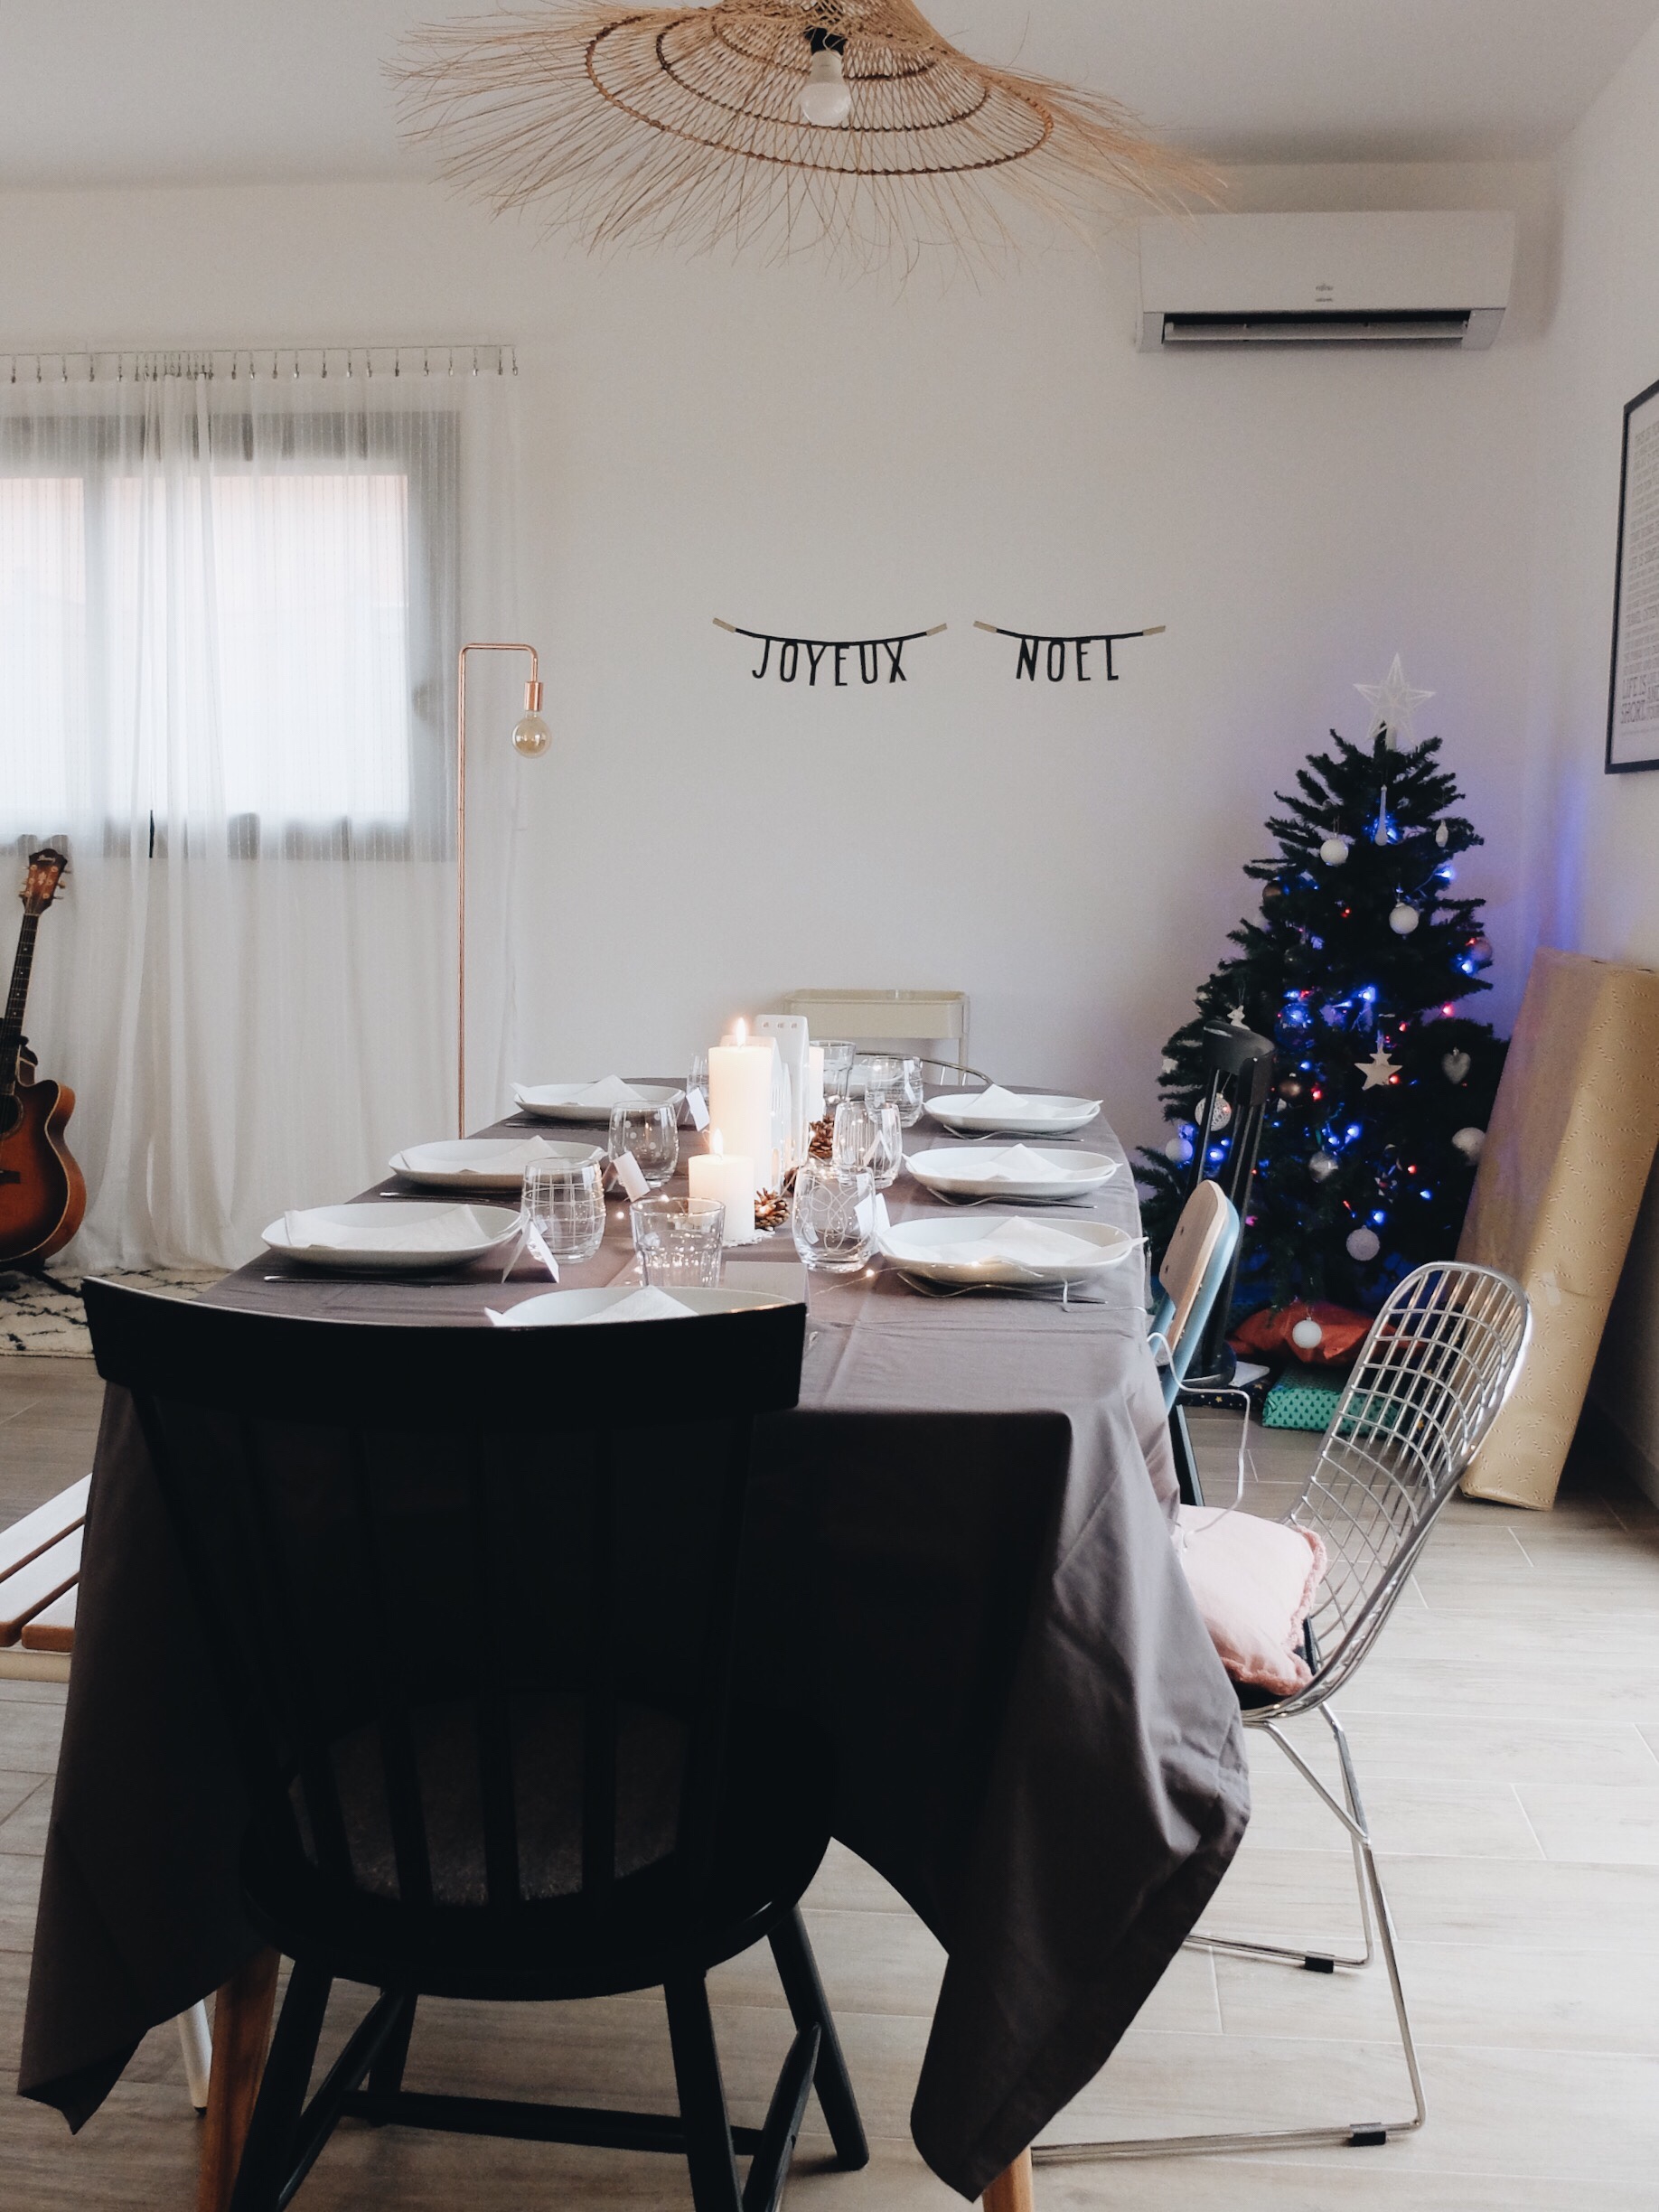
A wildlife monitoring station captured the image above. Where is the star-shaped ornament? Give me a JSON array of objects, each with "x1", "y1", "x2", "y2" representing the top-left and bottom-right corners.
[
  {"x1": 1356, "y1": 654, "x2": 1434, "y2": 753},
  {"x1": 1357, "y1": 1046, "x2": 1400, "y2": 1090},
  {"x1": 1228, "y1": 1006, "x2": 1248, "y2": 1027}
]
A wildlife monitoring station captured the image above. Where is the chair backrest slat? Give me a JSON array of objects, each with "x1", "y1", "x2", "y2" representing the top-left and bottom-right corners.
[
  {"x1": 581, "y1": 1434, "x2": 619, "y2": 1906},
  {"x1": 345, "y1": 1429, "x2": 434, "y2": 1911},
  {"x1": 465, "y1": 1466, "x2": 521, "y2": 1912}
]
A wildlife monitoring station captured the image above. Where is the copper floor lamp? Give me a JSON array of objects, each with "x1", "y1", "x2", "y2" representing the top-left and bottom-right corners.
[{"x1": 456, "y1": 642, "x2": 550, "y2": 1137}]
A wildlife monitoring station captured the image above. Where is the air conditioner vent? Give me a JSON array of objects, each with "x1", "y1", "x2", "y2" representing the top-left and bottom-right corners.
[{"x1": 1161, "y1": 309, "x2": 1475, "y2": 348}]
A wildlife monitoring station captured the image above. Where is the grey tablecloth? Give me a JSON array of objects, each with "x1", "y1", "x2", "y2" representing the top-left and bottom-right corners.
[{"x1": 20, "y1": 1104, "x2": 1248, "y2": 2199}]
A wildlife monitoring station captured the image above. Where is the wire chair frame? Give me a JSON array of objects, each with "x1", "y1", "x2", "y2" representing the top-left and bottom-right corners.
[{"x1": 1036, "y1": 1261, "x2": 1530, "y2": 2167}]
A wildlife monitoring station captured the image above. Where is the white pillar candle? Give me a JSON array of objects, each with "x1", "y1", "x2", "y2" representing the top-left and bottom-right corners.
[
  {"x1": 689, "y1": 1133, "x2": 756, "y2": 1245},
  {"x1": 805, "y1": 1045, "x2": 826, "y2": 1121},
  {"x1": 708, "y1": 1022, "x2": 777, "y2": 1190}
]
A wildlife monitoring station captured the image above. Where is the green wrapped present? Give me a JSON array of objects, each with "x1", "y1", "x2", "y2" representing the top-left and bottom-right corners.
[{"x1": 1262, "y1": 1374, "x2": 1345, "y2": 1431}]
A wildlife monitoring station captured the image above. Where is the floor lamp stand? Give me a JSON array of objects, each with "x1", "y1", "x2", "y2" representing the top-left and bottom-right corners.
[{"x1": 456, "y1": 642, "x2": 550, "y2": 1138}]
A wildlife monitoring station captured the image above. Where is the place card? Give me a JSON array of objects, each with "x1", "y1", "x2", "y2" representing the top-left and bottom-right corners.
[
  {"x1": 524, "y1": 1224, "x2": 560, "y2": 1280},
  {"x1": 686, "y1": 1085, "x2": 709, "y2": 1130},
  {"x1": 613, "y1": 1150, "x2": 650, "y2": 1202}
]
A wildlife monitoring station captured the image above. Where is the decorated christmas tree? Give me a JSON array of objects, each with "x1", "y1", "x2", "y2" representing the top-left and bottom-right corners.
[{"x1": 1138, "y1": 661, "x2": 1506, "y2": 1315}]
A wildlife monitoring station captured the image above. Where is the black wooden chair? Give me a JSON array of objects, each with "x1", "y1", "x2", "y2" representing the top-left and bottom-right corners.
[{"x1": 82, "y1": 1281, "x2": 868, "y2": 2212}]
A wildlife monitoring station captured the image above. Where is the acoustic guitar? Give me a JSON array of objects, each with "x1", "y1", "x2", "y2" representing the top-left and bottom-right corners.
[{"x1": 0, "y1": 848, "x2": 86, "y2": 1269}]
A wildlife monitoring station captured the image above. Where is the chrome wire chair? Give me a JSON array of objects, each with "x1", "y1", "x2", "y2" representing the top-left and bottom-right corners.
[{"x1": 1036, "y1": 1260, "x2": 1531, "y2": 2166}]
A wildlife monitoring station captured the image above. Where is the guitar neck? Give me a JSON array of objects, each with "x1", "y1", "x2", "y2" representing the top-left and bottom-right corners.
[{"x1": 0, "y1": 915, "x2": 39, "y2": 1097}]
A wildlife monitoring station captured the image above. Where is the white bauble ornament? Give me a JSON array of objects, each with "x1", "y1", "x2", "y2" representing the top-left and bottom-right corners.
[
  {"x1": 1165, "y1": 1137, "x2": 1193, "y2": 1165},
  {"x1": 1200, "y1": 1096, "x2": 1233, "y2": 1130},
  {"x1": 1435, "y1": 821, "x2": 1450, "y2": 848},
  {"x1": 1345, "y1": 1226, "x2": 1381, "y2": 1263},
  {"x1": 1308, "y1": 1151, "x2": 1337, "y2": 1182},
  {"x1": 1452, "y1": 1126, "x2": 1486, "y2": 1162},
  {"x1": 1290, "y1": 1317, "x2": 1325, "y2": 1352},
  {"x1": 1319, "y1": 837, "x2": 1350, "y2": 866},
  {"x1": 1389, "y1": 903, "x2": 1420, "y2": 935},
  {"x1": 1440, "y1": 1049, "x2": 1472, "y2": 1085}
]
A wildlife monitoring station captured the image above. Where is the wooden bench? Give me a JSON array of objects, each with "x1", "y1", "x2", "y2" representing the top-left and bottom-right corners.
[{"x1": 0, "y1": 1476, "x2": 214, "y2": 2112}]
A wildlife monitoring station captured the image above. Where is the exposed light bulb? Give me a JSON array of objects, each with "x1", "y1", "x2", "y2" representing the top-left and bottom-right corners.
[
  {"x1": 511, "y1": 676, "x2": 551, "y2": 756},
  {"x1": 801, "y1": 44, "x2": 852, "y2": 127}
]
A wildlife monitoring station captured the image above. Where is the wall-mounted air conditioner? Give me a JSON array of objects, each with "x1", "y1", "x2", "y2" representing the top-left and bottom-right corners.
[{"x1": 1136, "y1": 211, "x2": 1515, "y2": 351}]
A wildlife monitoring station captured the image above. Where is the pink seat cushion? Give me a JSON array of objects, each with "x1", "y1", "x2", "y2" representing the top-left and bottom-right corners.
[{"x1": 1174, "y1": 1506, "x2": 1328, "y2": 1697}]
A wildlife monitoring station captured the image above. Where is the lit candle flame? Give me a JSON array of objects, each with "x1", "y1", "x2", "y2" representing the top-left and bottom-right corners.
[
  {"x1": 734, "y1": 1017, "x2": 746, "y2": 1045},
  {"x1": 710, "y1": 1128, "x2": 725, "y2": 1156}
]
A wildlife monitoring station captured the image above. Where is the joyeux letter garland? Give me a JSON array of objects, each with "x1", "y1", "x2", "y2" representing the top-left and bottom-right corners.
[{"x1": 714, "y1": 618, "x2": 946, "y2": 685}]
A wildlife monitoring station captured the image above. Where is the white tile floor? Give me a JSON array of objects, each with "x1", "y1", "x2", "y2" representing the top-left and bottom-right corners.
[{"x1": 3, "y1": 1366, "x2": 1658, "y2": 2207}]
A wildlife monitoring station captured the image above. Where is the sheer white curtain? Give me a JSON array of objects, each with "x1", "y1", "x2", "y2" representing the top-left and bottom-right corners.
[{"x1": 0, "y1": 347, "x2": 527, "y2": 1270}]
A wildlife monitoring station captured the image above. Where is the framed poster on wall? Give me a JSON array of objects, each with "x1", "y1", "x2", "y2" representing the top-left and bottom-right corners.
[{"x1": 1607, "y1": 374, "x2": 1659, "y2": 772}]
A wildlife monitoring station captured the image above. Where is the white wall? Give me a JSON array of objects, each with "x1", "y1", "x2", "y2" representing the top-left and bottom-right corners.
[
  {"x1": 0, "y1": 161, "x2": 1549, "y2": 1232},
  {"x1": 1525, "y1": 16, "x2": 1659, "y2": 1494}
]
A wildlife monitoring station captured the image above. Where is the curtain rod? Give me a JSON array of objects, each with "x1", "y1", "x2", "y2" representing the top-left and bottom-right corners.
[{"x1": 0, "y1": 345, "x2": 517, "y2": 384}]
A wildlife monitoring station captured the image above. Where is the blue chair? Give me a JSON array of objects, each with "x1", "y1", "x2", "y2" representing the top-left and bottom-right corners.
[
  {"x1": 1150, "y1": 1179, "x2": 1241, "y2": 1413},
  {"x1": 1149, "y1": 1182, "x2": 1240, "y2": 1504}
]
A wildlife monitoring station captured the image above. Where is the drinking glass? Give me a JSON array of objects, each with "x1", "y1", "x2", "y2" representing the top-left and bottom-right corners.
[
  {"x1": 861, "y1": 1054, "x2": 904, "y2": 1112},
  {"x1": 608, "y1": 1101, "x2": 680, "y2": 1191},
  {"x1": 688, "y1": 1049, "x2": 709, "y2": 1101},
  {"x1": 523, "y1": 1159, "x2": 607, "y2": 1263},
  {"x1": 631, "y1": 1195, "x2": 726, "y2": 1289},
  {"x1": 833, "y1": 1099, "x2": 902, "y2": 1191},
  {"x1": 894, "y1": 1056, "x2": 926, "y2": 1129},
  {"x1": 791, "y1": 1159, "x2": 876, "y2": 1274},
  {"x1": 817, "y1": 1039, "x2": 857, "y2": 1109}
]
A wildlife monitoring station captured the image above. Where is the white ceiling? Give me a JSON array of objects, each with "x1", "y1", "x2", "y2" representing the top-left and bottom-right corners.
[{"x1": 3, "y1": 0, "x2": 1657, "y2": 189}]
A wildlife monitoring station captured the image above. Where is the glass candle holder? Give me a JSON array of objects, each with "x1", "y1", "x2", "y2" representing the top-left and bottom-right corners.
[
  {"x1": 631, "y1": 1195, "x2": 726, "y2": 1289},
  {"x1": 791, "y1": 1159, "x2": 876, "y2": 1274},
  {"x1": 608, "y1": 1100, "x2": 680, "y2": 1191},
  {"x1": 523, "y1": 1159, "x2": 607, "y2": 1263},
  {"x1": 833, "y1": 1099, "x2": 902, "y2": 1191}
]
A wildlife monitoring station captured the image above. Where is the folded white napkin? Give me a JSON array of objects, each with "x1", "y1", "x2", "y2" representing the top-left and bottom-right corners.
[
  {"x1": 965, "y1": 1084, "x2": 1080, "y2": 1121},
  {"x1": 571, "y1": 1075, "x2": 646, "y2": 1108},
  {"x1": 487, "y1": 1286, "x2": 696, "y2": 1328},
  {"x1": 972, "y1": 1144, "x2": 1070, "y2": 1182},
  {"x1": 572, "y1": 1287, "x2": 696, "y2": 1325},
  {"x1": 893, "y1": 1219, "x2": 1108, "y2": 1271},
  {"x1": 430, "y1": 1136, "x2": 560, "y2": 1176},
  {"x1": 283, "y1": 1205, "x2": 493, "y2": 1254}
]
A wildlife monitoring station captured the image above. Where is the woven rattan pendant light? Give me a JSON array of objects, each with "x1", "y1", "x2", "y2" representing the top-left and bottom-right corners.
[{"x1": 396, "y1": 0, "x2": 1210, "y2": 269}]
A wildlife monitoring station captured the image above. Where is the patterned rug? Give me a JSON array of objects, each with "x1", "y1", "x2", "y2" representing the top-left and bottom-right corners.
[{"x1": 0, "y1": 1264, "x2": 222, "y2": 1357}]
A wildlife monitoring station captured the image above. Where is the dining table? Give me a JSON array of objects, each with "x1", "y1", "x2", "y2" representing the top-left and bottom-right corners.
[{"x1": 19, "y1": 1084, "x2": 1251, "y2": 2211}]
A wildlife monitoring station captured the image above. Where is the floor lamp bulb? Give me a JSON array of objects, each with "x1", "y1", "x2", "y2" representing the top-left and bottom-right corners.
[{"x1": 511, "y1": 711, "x2": 552, "y2": 757}]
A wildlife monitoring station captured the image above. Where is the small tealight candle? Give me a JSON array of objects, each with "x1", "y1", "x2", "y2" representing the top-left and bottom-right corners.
[{"x1": 689, "y1": 1129, "x2": 756, "y2": 1246}]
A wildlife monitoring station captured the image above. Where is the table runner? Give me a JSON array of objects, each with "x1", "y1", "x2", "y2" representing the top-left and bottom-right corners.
[{"x1": 20, "y1": 1102, "x2": 1249, "y2": 2199}]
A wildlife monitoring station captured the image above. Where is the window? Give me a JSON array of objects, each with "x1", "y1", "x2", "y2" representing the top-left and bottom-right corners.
[{"x1": 0, "y1": 406, "x2": 457, "y2": 853}]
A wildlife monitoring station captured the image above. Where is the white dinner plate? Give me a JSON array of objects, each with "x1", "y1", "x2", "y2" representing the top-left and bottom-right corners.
[
  {"x1": 514, "y1": 1082, "x2": 683, "y2": 1122},
  {"x1": 905, "y1": 1145, "x2": 1120, "y2": 1203},
  {"x1": 489, "y1": 1284, "x2": 794, "y2": 1327},
  {"x1": 923, "y1": 1089, "x2": 1102, "y2": 1138},
  {"x1": 878, "y1": 1214, "x2": 1135, "y2": 1287},
  {"x1": 389, "y1": 1137, "x2": 604, "y2": 1191},
  {"x1": 262, "y1": 1202, "x2": 521, "y2": 1272}
]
